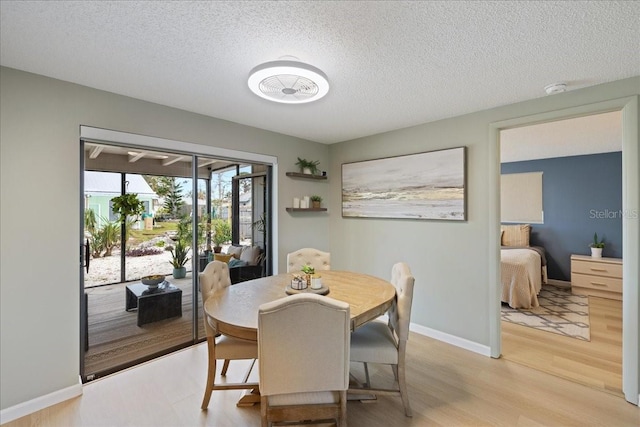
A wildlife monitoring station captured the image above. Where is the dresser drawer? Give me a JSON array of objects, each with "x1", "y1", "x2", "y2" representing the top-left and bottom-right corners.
[
  {"x1": 571, "y1": 259, "x2": 622, "y2": 278},
  {"x1": 571, "y1": 273, "x2": 622, "y2": 293}
]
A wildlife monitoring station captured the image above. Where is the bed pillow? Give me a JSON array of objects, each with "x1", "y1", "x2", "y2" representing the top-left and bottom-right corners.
[{"x1": 501, "y1": 224, "x2": 531, "y2": 247}]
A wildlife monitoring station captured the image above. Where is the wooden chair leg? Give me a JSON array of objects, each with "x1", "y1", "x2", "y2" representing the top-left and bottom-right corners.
[
  {"x1": 397, "y1": 360, "x2": 412, "y2": 417},
  {"x1": 260, "y1": 395, "x2": 269, "y2": 427},
  {"x1": 221, "y1": 359, "x2": 230, "y2": 376},
  {"x1": 339, "y1": 390, "x2": 347, "y2": 427},
  {"x1": 201, "y1": 338, "x2": 217, "y2": 410}
]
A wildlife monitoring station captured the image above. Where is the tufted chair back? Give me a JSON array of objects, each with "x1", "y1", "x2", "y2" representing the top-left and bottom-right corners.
[
  {"x1": 387, "y1": 262, "x2": 415, "y2": 342},
  {"x1": 286, "y1": 248, "x2": 331, "y2": 272},
  {"x1": 199, "y1": 260, "x2": 232, "y2": 338}
]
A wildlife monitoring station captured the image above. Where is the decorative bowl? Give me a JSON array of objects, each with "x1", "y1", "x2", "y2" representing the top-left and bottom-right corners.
[{"x1": 141, "y1": 275, "x2": 165, "y2": 288}]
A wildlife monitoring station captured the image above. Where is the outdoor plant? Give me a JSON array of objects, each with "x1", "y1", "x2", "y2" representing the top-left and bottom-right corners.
[
  {"x1": 590, "y1": 232, "x2": 605, "y2": 248},
  {"x1": 110, "y1": 193, "x2": 145, "y2": 222},
  {"x1": 166, "y1": 240, "x2": 189, "y2": 268},
  {"x1": 295, "y1": 157, "x2": 320, "y2": 175},
  {"x1": 212, "y1": 219, "x2": 232, "y2": 250}
]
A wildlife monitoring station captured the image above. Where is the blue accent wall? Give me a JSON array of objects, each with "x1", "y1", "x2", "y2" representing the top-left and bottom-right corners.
[{"x1": 501, "y1": 152, "x2": 622, "y2": 281}]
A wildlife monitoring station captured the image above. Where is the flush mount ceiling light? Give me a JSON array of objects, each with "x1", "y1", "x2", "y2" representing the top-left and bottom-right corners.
[
  {"x1": 544, "y1": 82, "x2": 567, "y2": 95},
  {"x1": 248, "y1": 60, "x2": 329, "y2": 104}
]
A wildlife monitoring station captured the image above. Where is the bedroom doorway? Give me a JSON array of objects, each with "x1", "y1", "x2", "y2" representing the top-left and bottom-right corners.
[{"x1": 495, "y1": 106, "x2": 632, "y2": 400}]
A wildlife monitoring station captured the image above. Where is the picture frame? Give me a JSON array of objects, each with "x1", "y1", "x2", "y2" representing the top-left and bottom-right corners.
[{"x1": 342, "y1": 146, "x2": 466, "y2": 220}]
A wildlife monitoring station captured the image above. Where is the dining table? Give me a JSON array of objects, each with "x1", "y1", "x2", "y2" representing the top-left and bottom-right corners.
[
  {"x1": 203, "y1": 270, "x2": 397, "y2": 405},
  {"x1": 204, "y1": 270, "x2": 397, "y2": 342}
]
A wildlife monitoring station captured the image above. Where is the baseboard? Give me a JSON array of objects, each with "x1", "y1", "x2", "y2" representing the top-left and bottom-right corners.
[
  {"x1": 410, "y1": 322, "x2": 492, "y2": 357},
  {"x1": 0, "y1": 376, "x2": 83, "y2": 424},
  {"x1": 547, "y1": 279, "x2": 571, "y2": 288}
]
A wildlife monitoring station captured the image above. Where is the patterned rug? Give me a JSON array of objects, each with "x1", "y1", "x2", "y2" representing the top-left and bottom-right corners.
[{"x1": 501, "y1": 285, "x2": 590, "y2": 341}]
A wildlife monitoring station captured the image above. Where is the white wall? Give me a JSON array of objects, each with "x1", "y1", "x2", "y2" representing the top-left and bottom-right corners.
[{"x1": 0, "y1": 66, "x2": 330, "y2": 411}]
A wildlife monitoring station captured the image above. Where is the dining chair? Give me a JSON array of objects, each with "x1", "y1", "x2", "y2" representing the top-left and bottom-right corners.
[
  {"x1": 258, "y1": 293, "x2": 350, "y2": 427},
  {"x1": 286, "y1": 247, "x2": 331, "y2": 272},
  {"x1": 348, "y1": 262, "x2": 415, "y2": 417},
  {"x1": 199, "y1": 260, "x2": 258, "y2": 410}
]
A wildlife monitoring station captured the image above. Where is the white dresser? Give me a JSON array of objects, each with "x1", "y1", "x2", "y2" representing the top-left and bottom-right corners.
[{"x1": 570, "y1": 254, "x2": 623, "y2": 300}]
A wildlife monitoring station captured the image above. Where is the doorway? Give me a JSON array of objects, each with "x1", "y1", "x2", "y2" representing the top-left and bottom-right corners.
[
  {"x1": 79, "y1": 130, "x2": 275, "y2": 381},
  {"x1": 498, "y1": 111, "x2": 624, "y2": 395},
  {"x1": 489, "y1": 97, "x2": 639, "y2": 405}
]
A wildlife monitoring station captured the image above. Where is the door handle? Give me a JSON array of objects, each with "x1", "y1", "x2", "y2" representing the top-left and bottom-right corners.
[{"x1": 83, "y1": 239, "x2": 90, "y2": 273}]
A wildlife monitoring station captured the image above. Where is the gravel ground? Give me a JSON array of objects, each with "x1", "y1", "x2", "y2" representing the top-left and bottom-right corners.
[{"x1": 85, "y1": 250, "x2": 176, "y2": 287}]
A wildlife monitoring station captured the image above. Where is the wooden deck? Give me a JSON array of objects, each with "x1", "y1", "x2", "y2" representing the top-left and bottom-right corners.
[{"x1": 84, "y1": 274, "x2": 205, "y2": 379}]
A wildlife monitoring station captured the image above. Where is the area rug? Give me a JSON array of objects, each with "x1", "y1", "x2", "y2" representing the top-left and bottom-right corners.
[{"x1": 501, "y1": 285, "x2": 590, "y2": 341}]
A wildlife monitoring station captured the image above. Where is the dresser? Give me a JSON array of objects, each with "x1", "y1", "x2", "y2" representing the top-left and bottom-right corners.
[{"x1": 570, "y1": 254, "x2": 623, "y2": 300}]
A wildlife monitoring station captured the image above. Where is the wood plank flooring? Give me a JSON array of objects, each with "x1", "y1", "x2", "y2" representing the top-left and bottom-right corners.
[
  {"x1": 84, "y1": 275, "x2": 204, "y2": 377},
  {"x1": 502, "y1": 295, "x2": 623, "y2": 396},
  {"x1": 4, "y1": 331, "x2": 638, "y2": 427}
]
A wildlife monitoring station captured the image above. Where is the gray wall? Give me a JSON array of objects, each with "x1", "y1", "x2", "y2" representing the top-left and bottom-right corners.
[
  {"x1": 328, "y1": 77, "x2": 639, "y2": 360},
  {"x1": 2, "y1": 66, "x2": 639, "y2": 411},
  {"x1": 0, "y1": 66, "x2": 330, "y2": 410},
  {"x1": 502, "y1": 152, "x2": 623, "y2": 281}
]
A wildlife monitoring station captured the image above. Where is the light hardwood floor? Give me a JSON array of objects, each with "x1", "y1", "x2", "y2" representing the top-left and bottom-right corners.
[
  {"x1": 502, "y1": 295, "x2": 623, "y2": 396},
  {"x1": 4, "y1": 330, "x2": 638, "y2": 426}
]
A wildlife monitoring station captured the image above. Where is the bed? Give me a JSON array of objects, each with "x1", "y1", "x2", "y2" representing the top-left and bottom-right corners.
[{"x1": 500, "y1": 224, "x2": 548, "y2": 309}]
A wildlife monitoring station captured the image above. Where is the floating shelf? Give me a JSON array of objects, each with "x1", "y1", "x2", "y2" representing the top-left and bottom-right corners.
[
  {"x1": 286, "y1": 207, "x2": 328, "y2": 212},
  {"x1": 285, "y1": 172, "x2": 327, "y2": 180}
]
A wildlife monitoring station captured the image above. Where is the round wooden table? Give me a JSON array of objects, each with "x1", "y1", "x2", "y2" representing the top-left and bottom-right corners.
[{"x1": 204, "y1": 270, "x2": 396, "y2": 342}]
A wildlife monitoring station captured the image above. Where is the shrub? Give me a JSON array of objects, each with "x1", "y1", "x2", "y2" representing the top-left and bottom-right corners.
[{"x1": 126, "y1": 247, "x2": 164, "y2": 257}]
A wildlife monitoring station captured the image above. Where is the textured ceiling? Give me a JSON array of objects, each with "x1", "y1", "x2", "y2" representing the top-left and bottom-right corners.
[{"x1": 1, "y1": 1, "x2": 639, "y2": 146}]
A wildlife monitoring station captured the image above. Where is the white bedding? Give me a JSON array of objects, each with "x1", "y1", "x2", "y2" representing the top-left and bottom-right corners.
[{"x1": 501, "y1": 248, "x2": 542, "y2": 309}]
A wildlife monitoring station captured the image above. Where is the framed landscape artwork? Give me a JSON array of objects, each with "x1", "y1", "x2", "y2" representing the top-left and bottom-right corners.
[{"x1": 342, "y1": 146, "x2": 466, "y2": 221}]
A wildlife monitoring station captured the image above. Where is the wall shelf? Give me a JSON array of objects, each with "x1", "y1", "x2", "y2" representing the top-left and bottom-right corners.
[
  {"x1": 285, "y1": 172, "x2": 327, "y2": 180},
  {"x1": 286, "y1": 207, "x2": 327, "y2": 212}
]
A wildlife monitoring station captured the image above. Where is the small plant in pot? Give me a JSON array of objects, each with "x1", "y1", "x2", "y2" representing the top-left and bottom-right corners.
[
  {"x1": 211, "y1": 219, "x2": 232, "y2": 253},
  {"x1": 166, "y1": 240, "x2": 189, "y2": 278},
  {"x1": 295, "y1": 157, "x2": 320, "y2": 175},
  {"x1": 310, "y1": 195, "x2": 323, "y2": 208},
  {"x1": 589, "y1": 232, "x2": 605, "y2": 258}
]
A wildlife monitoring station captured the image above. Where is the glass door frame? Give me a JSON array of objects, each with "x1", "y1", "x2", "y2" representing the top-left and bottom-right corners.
[{"x1": 79, "y1": 126, "x2": 278, "y2": 380}]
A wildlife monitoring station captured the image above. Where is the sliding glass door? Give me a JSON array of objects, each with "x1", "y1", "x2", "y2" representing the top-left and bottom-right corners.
[{"x1": 80, "y1": 141, "x2": 271, "y2": 381}]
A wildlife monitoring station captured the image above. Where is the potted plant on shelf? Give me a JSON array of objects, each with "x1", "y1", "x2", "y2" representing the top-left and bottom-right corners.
[
  {"x1": 167, "y1": 240, "x2": 189, "y2": 278},
  {"x1": 589, "y1": 232, "x2": 605, "y2": 258},
  {"x1": 295, "y1": 157, "x2": 320, "y2": 175},
  {"x1": 310, "y1": 195, "x2": 323, "y2": 209}
]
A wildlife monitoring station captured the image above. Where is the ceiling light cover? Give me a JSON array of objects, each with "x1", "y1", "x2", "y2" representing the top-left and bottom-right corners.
[{"x1": 248, "y1": 60, "x2": 329, "y2": 104}]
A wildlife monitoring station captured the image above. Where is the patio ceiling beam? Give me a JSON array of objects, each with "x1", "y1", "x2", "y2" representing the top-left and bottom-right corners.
[
  {"x1": 163, "y1": 155, "x2": 187, "y2": 166},
  {"x1": 89, "y1": 145, "x2": 104, "y2": 159},
  {"x1": 128, "y1": 152, "x2": 146, "y2": 163},
  {"x1": 198, "y1": 159, "x2": 217, "y2": 168}
]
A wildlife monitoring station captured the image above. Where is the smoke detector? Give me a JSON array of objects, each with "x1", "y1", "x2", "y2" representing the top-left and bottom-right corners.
[
  {"x1": 544, "y1": 82, "x2": 567, "y2": 95},
  {"x1": 248, "y1": 60, "x2": 329, "y2": 104}
]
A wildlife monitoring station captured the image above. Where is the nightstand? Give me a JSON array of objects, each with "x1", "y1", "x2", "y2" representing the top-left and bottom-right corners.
[{"x1": 570, "y1": 254, "x2": 622, "y2": 300}]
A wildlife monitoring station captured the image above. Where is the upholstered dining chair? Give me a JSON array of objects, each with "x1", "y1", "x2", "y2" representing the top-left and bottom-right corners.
[
  {"x1": 348, "y1": 262, "x2": 415, "y2": 417},
  {"x1": 286, "y1": 247, "x2": 331, "y2": 272},
  {"x1": 199, "y1": 260, "x2": 258, "y2": 410},
  {"x1": 258, "y1": 293, "x2": 350, "y2": 427}
]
